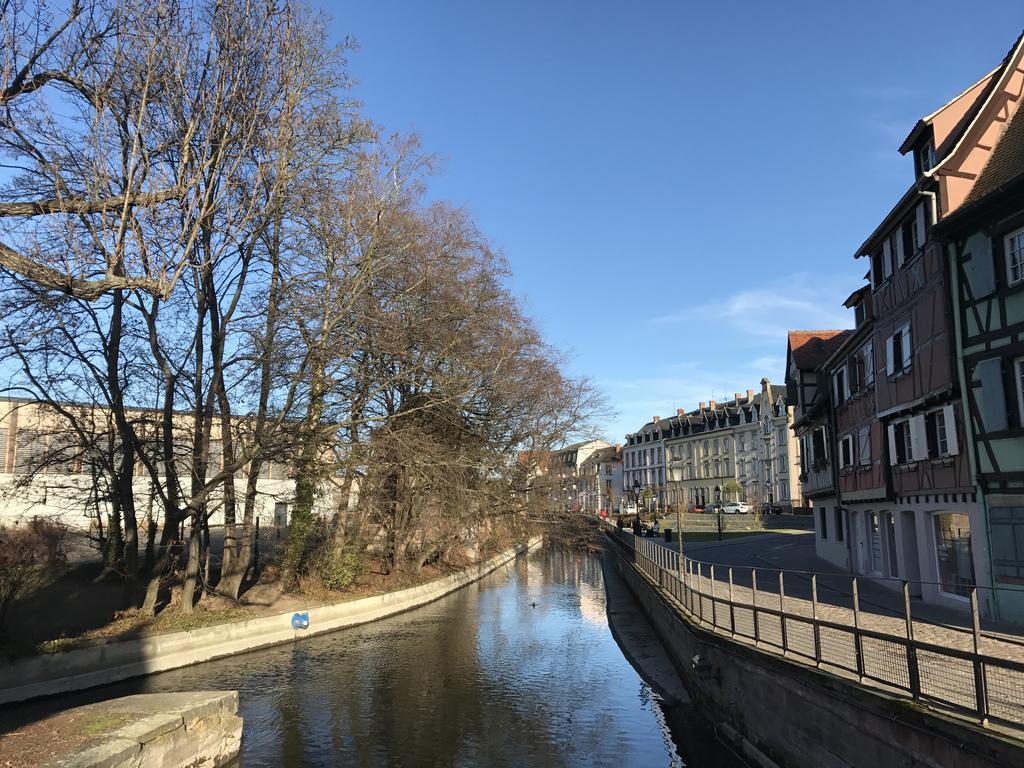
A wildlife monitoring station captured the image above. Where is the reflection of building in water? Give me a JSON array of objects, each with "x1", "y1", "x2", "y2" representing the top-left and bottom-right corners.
[{"x1": 577, "y1": 581, "x2": 607, "y2": 628}]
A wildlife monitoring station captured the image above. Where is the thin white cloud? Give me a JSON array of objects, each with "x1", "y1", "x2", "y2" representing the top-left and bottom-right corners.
[{"x1": 653, "y1": 274, "x2": 854, "y2": 340}]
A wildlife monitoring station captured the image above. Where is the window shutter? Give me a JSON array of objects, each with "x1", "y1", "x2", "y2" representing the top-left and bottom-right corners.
[
  {"x1": 901, "y1": 325, "x2": 912, "y2": 368},
  {"x1": 887, "y1": 425, "x2": 897, "y2": 466},
  {"x1": 915, "y1": 203, "x2": 927, "y2": 247},
  {"x1": 895, "y1": 228, "x2": 905, "y2": 266},
  {"x1": 858, "y1": 427, "x2": 871, "y2": 464},
  {"x1": 885, "y1": 335, "x2": 895, "y2": 375},
  {"x1": 883, "y1": 239, "x2": 893, "y2": 278},
  {"x1": 910, "y1": 415, "x2": 927, "y2": 461},
  {"x1": 976, "y1": 357, "x2": 1008, "y2": 432},
  {"x1": 965, "y1": 233, "x2": 995, "y2": 299},
  {"x1": 943, "y1": 404, "x2": 959, "y2": 455},
  {"x1": 869, "y1": 255, "x2": 876, "y2": 287}
]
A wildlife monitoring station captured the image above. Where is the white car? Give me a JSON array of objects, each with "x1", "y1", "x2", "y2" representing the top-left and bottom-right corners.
[{"x1": 722, "y1": 502, "x2": 751, "y2": 515}]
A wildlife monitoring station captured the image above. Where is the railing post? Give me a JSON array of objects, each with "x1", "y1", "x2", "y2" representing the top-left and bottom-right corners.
[
  {"x1": 752, "y1": 567, "x2": 760, "y2": 646},
  {"x1": 711, "y1": 564, "x2": 717, "y2": 628},
  {"x1": 971, "y1": 587, "x2": 989, "y2": 726},
  {"x1": 695, "y1": 562, "x2": 702, "y2": 622},
  {"x1": 903, "y1": 580, "x2": 920, "y2": 700},
  {"x1": 811, "y1": 574, "x2": 821, "y2": 667},
  {"x1": 852, "y1": 577, "x2": 864, "y2": 681},
  {"x1": 779, "y1": 571, "x2": 788, "y2": 653},
  {"x1": 728, "y1": 566, "x2": 735, "y2": 636}
]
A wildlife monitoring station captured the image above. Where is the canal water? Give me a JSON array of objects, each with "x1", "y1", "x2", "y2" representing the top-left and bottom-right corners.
[{"x1": 9, "y1": 546, "x2": 740, "y2": 766}]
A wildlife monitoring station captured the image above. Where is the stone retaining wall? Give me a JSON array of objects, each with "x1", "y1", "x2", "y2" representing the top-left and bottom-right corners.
[
  {"x1": 1, "y1": 537, "x2": 541, "y2": 706},
  {"x1": 606, "y1": 537, "x2": 1024, "y2": 768},
  {"x1": 44, "y1": 691, "x2": 241, "y2": 768}
]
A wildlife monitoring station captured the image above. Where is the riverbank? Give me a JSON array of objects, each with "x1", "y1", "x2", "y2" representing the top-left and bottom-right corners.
[
  {"x1": 0, "y1": 536, "x2": 542, "y2": 705},
  {"x1": 0, "y1": 691, "x2": 241, "y2": 768}
]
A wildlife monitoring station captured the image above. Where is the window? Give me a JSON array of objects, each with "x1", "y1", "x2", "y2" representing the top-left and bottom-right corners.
[
  {"x1": 819, "y1": 507, "x2": 828, "y2": 540},
  {"x1": 863, "y1": 340, "x2": 875, "y2": 388},
  {"x1": 919, "y1": 142, "x2": 935, "y2": 173},
  {"x1": 835, "y1": 508, "x2": 844, "y2": 542},
  {"x1": 886, "y1": 323, "x2": 912, "y2": 375},
  {"x1": 839, "y1": 434, "x2": 854, "y2": 469},
  {"x1": 811, "y1": 427, "x2": 827, "y2": 466},
  {"x1": 925, "y1": 409, "x2": 948, "y2": 458},
  {"x1": 990, "y1": 507, "x2": 1024, "y2": 584},
  {"x1": 891, "y1": 229, "x2": 905, "y2": 269},
  {"x1": 776, "y1": 428, "x2": 785, "y2": 447},
  {"x1": 1007, "y1": 227, "x2": 1024, "y2": 287},
  {"x1": 871, "y1": 250, "x2": 885, "y2": 289},
  {"x1": 933, "y1": 513, "x2": 974, "y2": 598},
  {"x1": 890, "y1": 420, "x2": 912, "y2": 465}
]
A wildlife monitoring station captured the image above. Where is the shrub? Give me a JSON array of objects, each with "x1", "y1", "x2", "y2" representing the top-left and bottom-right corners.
[
  {"x1": 0, "y1": 518, "x2": 67, "y2": 633},
  {"x1": 313, "y1": 547, "x2": 365, "y2": 592}
]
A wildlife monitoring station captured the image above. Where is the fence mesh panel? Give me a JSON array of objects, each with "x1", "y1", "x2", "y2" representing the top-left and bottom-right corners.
[
  {"x1": 733, "y1": 605, "x2": 755, "y2": 639},
  {"x1": 757, "y1": 613, "x2": 784, "y2": 649},
  {"x1": 986, "y1": 663, "x2": 1024, "y2": 725},
  {"x1": 862, "y1": 636, "x2": 910, "y2": 690},
  {"x1": 785, "y1": 617, "x2": 816, "y2": 660},
  {"x1": 818, "y1": 625, "x2": 857, "y2": 673},
  {"x1": 918, "y1": 650, "x2": 977, "y2": 710}
]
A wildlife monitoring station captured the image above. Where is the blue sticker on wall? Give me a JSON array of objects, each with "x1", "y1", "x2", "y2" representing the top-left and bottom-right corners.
[{"x1": 291, "y1": 612, "x2": 309, "y2": 630}]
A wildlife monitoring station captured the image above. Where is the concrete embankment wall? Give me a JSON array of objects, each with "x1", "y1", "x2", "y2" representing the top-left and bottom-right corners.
[
  {"x1": 0, "y1": 537, "x2": 542, "y2": 706},
  {"x1": 606, "y1": 538, "x2": 1024, "y2": 768}
]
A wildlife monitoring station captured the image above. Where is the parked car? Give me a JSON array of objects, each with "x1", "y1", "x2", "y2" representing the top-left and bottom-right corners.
[
  {"x1": 722, "y1": 502, "x2": 751, "y2": 515},
  {"x1": 705, "y1": 502, "x2": 724, "y2": 515}
]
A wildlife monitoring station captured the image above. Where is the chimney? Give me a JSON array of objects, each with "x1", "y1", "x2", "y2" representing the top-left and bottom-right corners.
[
  {"x1": 709, "y1": 400, "x2": 716, "y2": 410},
  {"x1": 676, "y1": 408, "x2": 685, "y2": 417},
  {"x1": 747, "y1": 389, "x2": 754, "y2": 400},
  {"x1": 652, "y1": 415, "x2": 660, "y2": 423},
  {"x1": 699, "y1": 401, "x2": 706, "y2": 411},
  {"x1": 734, "y1": 392, "x2": 742, "y2": 402}
]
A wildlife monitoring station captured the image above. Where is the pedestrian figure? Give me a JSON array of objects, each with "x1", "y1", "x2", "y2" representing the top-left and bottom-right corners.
[
  {"x1": 652, "y1": 518, "x2": 660, "y2": 535},
  {"x1": 632, "y1": 515, "x2": 642, "y2": 536},
  {"x1": 616, "y1": 515, "x2": 625, "y2": 531}
]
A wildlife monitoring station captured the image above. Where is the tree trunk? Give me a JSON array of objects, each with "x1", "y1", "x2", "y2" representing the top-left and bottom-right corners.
[{"x1": 180, "y1": 517, "x2": 201, "y2": 614}]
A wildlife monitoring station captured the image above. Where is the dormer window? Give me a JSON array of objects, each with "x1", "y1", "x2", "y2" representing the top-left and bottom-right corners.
[
  {"x1": 919, "y1": 141, "x2": 935, "y2": 173},
  {"x1": 854, "y1": 299, "x2": 866, "y2": 327}
]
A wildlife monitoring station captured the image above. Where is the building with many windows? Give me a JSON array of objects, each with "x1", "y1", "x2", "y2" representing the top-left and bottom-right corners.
[
  {"x1": 622, "y1": 419, "x2": 669, "y2": 513},
  {"x1": 578, "y1": 445, "x2": 622, "y2": 515},
  {"x1": 936, "y1": 90, "x2": 1024, "y2": 620},
  {"x1": 662, "y1": 380, "x2": 801, "y2": 513},
  {"x1": 787, "y1": 329, "x2": 853, "y2": 567},
  {"x1": 793, "y1": 31, "x2": 1024, "y2": 613}
]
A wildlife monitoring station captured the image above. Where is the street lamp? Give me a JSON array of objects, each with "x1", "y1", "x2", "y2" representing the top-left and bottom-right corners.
[
  {"x1": 715, "y1": 485, "x2": 723, "y2": 541},
  {"x1": 632, "y1": 479, "x2": 642, "y2": 519}
]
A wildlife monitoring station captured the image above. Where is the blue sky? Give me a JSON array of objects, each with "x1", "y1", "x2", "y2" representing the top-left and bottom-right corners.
[{"x1": 328, "y1": 1, "x2": 1023, "y2": 442}]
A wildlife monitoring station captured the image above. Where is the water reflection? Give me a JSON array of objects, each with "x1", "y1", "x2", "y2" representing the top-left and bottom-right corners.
[{"x1": 11, "y1": 547, "x2": 732, "y2": 766}]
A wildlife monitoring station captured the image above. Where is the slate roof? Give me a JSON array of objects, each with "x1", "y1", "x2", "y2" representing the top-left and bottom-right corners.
[{"x1": 788, "y1": 330, "x2": 853, "y2": 370}]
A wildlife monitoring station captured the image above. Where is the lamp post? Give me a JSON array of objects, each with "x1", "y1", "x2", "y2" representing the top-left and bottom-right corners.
[
  {"x1": 715, "y1": 485, "x2": 723, "y2": 541},
  {"x1": 632, "y1": 479, "x2": 642, "y2": 519}
]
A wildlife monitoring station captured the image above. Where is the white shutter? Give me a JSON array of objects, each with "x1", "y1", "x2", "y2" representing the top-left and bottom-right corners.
[
  {"x1": 915, "y1": 203, "x2": 927, "y2": 248},
  {"x1": 887, "y1": 425, "x2": 897, "y2": 466},
  {"x1": 869, "y1": 255, "x2": 876, "y2": 287},
  {"x1": 901, "y1": 325, "x2": 912, "y2": 368},
  {"x1": 885, "y1": 335, "x2": 895, "y2": 376},
  {"x1": 858, "y1": 427, "x2": 871, "y2": 465},
  {"x1": 883, "y1": 239, "x2": 893, "y2": 278},
  {"x1": 943, "y1": 404, "x2": 959, "y2": 455},
  {"x1": 910, "y1": 415, "x2": 927, "y2": 461},
  {"x1": 895, "y1": 227, "x2": 905, "y2": 266}
]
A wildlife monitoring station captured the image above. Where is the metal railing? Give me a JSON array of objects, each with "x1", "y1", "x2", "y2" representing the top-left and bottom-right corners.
[{"x1": 606, "y1": 525, "x2": 1024, "y2": 731}]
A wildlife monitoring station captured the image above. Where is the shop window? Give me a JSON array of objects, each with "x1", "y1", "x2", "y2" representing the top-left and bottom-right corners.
[
  {"x1": 990, "y1": 507, "x2": 1024, "y2": 585},
  {"x1": 933, "y1": 513, "x2": 975, "y2": 598}
]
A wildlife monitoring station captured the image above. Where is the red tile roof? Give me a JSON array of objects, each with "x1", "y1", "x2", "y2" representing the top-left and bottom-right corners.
[{"x1": 788, "y1": 330, "x2": 853, "y2": 370}]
